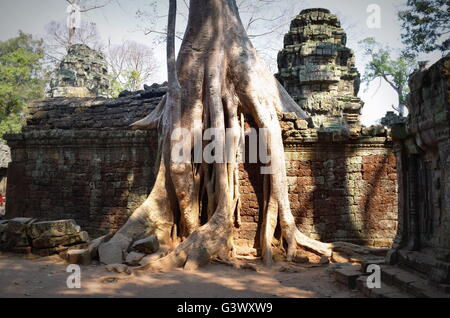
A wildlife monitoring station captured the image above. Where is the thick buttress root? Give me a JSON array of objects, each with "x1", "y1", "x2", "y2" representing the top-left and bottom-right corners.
[{"x1": 99, "y1": 0, "x2": 384, "y2": 271}]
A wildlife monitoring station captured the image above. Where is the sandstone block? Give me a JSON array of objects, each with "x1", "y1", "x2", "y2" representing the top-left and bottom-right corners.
[
  {"x1": 283, "y1": 112, "x2": 298, "y2": 121},
  {"x1": 295, "y1": 119, "x2": 308, "y2": 130},
  {"x1": 98, "y1": 233, "x2": 134, "y2": 264},
  {"x1": 32, "y1": 231, "x2": 89, "y2": 249},
  {"x1": 67, "y1": 249, "x2": 92, "y2": 265},
  {"x1": 28, "y1": 220, "x2": 81, "y2": 239},
  {"x1": 5, "y1": 218, "x2": 35, "y2": 234},
  {"x1": 132, "y1": 235, "x2": 160, "y2": 254},
  {"x1": 320, "y1": 256, "x2": 330, "y2": 264},
  {"x1": 293, "y1": 254, "x2": 309, "y2": 263},
  {"x1": 88, "y1": 234, "x2": 112, "y2": 259},
  {"x1": 125, "y1": 252, "x2": 145, "y2": 266},
  {"x1": 99, "y1": 241, "x2": 123, "y2": 265}
]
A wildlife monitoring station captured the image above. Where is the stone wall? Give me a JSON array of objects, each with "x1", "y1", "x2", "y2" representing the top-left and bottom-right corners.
[
  {"x1": 237, "y1": 115, "x2": 397, "y2": 250},
  {"x1": 6, "y1": 96, "x2": 160, "y2": 237},
  {"x1": 389, "y1": 55, "x2": 450, "y2": 284},
  {"x1": 6, "y1": 96, "x2": 398, "y2": 249},
  {"x1": 6, "y1": 129, "x2": 157, "y2": 237}
]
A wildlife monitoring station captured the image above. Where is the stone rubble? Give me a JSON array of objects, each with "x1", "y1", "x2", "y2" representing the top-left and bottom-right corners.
[
  {"x1": 0, "y1": 218, "x2": 89, "y2": 260},
  {"x1": 131, "y1": 235, "x2": 160, "y2": 255}
]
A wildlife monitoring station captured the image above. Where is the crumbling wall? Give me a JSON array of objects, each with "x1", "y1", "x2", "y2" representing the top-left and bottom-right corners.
[
  {"x1": 390, "y1": 55, "x2": 450, "y2": 282},
  {"x1": 237, "y1": 114, "x2": 397, "y2": 250},
  {"x1": 6, "y1": 97, "x2": 159, "y2": 237}
]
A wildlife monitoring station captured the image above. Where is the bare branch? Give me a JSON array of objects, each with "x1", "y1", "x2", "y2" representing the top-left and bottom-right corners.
[{"x1": 80, "y1": 0, "x2": 113, "y2": 12}]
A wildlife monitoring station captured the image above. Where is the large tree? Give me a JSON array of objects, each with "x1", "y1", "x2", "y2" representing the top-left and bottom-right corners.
[
  {"x1": 66, "y1": 0, "x2": 114, "y2": 46},
  {"x1": 107, "y1": 40, "x2": 159, "y2": 96},
  {"x1": 359, "y1": 37, "x2": 416, "y2": 118},
  {"x1": 0, "y1": 32, "x2": 45, "y2": 141},
  {"x1": 101, "y1": 0, "x2": 378, "y2": 271},
  {"x1": 44, "y1": 20, "x2": 104, "y2": 64},
  {"x1": 398, "y1": 0, "x2": 450, "y2": 55},
  {"x1": 136, "y1": 0, "x2": 292, "y2": 71}
]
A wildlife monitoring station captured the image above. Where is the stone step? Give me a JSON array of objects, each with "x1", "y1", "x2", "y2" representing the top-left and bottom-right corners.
[
  {"x1": 332, "y1": 262, "x2": 450, "y2": 298},
  {"x1": 333, "y1": 265, "x2": 362, "y2": 289},
  {"x1": 360, "y1": 258, "x2": 386, "y2": 272},
  {"x1": 397, "y1": 250, "x2": 450, "y2": 285},
  {"x1": 356, "y1": 276, "x2": 412, "y2": 298},
  {"x1": 380, "y1": 265, "x2": 450, "y2": 298}
]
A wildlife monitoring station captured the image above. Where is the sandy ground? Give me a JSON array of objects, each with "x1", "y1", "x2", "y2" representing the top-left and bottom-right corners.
[{"x1": 0, "y1": 252, "x2": 364, "y2": 298}]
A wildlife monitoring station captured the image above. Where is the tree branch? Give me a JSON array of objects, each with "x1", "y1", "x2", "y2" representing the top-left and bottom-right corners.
[{"x1": 80, "y1": 0, "x2": 113, "y2": 12}]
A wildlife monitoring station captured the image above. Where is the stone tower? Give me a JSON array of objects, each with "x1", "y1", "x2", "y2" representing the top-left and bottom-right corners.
[
  {"x1": 50, "y1": 44, "x2": 109, "y2": 98},
  {"x1": 276, "y1": 8, "x2": 363, "y2": 132}
]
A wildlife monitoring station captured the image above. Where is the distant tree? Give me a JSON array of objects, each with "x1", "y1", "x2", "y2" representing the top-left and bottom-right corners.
[
  {"x1": 399, "y1": 0, "x2": 450, "y2": 55},
  {"x1": 359, "y1": 37, "x2": 416, "y2": 117},
  {"x1": 0, "y1": 32, "x2": 45, "y2": 140},
  {"x1": 44, "y1": 20, "x2": 104, "y2": 64},
  {"x1": 65, "y1": 0, "x2": 113, "y2": 45},
  {"x1": 106, "y1": 40, "x2": 159, "y2": 96}
]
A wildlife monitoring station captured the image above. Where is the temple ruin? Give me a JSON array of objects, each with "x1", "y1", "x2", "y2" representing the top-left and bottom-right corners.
[
  {"x1": 49, "y1": 44, "x2": 110, "y2": 98},
  {"x1": 4, "y1": 9, "x2": 398, "y2": 254},
  {"x1": 276, "y1": 8, "x2": 363, "y2": 133},
  {"x1": 389, "y1": 55, "x2": 450, "y2": 285}
]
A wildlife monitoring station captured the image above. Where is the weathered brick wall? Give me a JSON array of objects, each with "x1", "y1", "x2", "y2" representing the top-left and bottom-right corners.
[
  {"x1": 6, "y1": 130, "x2": 158, "y2": 237},
  {"x1": 236, "y1": 141, "x2": 397, "y2": 250},
  {"x1": 5, "y1": 96, "x2": 398, "y2": 250}
]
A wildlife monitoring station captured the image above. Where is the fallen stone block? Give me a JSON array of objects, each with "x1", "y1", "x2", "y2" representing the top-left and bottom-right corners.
[
  {"x1": 32, "y1": 231, "x2": 89, "y2": 249},
  {"x1": 88, "y1": 234, "x2": 112, "y2": 260},
  {"x1": 28, "y1": 220, "x2": 81, "y2": 239},
  {"x1": 320, "y1": 256, "x2": 330, "y2": 264},
  {"x1": 58, "y1": 243, "x2": 90, "y2": 260},
  {"x1": 4, "y1": 218, "x2": 35, "y2": 235},
  {"x1": 32, "y1": 245, "x2": 72, "y2": 257},
  {"x1": 293, "y1": 254, "x2": 309, "y2": 264},
  {"x1": 2, "y1": 219, "x2": 35, "y2": 249},
  {"x1": 67, "y1": 249, "x2": 91, "y2": 265},
  {"x1": 125, "y1": 252, "x2": 145, "y2": 266},
  {"x1": 131, "y1": 235, "x2": 160, "y2": 254},
  {"x1": 98, "y1": 233, "x2": 133, "y2": 265}
]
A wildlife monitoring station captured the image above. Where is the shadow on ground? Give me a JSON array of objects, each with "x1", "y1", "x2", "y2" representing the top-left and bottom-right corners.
[{"x1": 0, "y1": 253, "x2": 363, "y2": 298}]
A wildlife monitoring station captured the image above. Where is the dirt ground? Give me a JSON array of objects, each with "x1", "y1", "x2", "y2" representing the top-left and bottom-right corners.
[{"x1": 0, "y1": 252, "x2": 363, "y2": 298}]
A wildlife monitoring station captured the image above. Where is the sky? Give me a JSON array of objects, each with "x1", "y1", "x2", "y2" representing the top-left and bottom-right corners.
[{"x1": 0, "y1": 0, "x2": 443, "y2": 126}]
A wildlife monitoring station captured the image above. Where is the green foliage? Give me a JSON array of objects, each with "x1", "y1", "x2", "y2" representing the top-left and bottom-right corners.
[
  {"x1": 108, "y1": 70, "x2": 145, "y2": 98},
  {"x1": 0, "y1": 31, "x2": 45, "y2": 140},
  {"x1": 399, "y1": 0, "x2": 450, "y2": 54},
  {"x1": 359, "y1": 37, "x2": 416, "y2": 115}
]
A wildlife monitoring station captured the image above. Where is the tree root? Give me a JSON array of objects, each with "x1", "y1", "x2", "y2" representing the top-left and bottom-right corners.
[{"x1": 100, "y1": 0, "x2": 388, "y2": 272}]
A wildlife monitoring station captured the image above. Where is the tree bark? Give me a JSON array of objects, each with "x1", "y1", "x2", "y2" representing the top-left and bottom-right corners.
[{"x1": 101, "y1": 0, "x2": 381, "y2": 271}]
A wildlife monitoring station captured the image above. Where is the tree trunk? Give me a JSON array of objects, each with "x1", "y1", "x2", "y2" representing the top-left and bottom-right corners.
[
  {"x1": 67, "y1": 0, "x2": 80, "y2": 47},
  {"x1": 100, "y1": 0, "x2": 380, "y2": 271}
]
